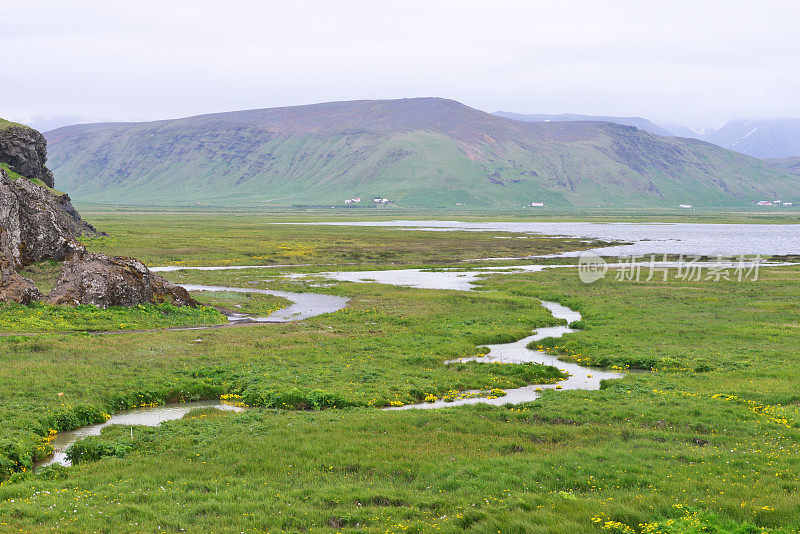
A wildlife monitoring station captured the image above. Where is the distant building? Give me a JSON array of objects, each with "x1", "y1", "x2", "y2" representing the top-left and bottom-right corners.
[
  {"x1": 528, "y1": 202, "x2": 544, "y2": 207},
  {"x1": 344, "y1": 197, "x2": 362, "y2": 205},
  {"x1": 756, "y1": 201, "x2": 772, "y2": 206},
  {"x1": 784, "y1": 202, "x2": 794, "y2": 206},
  {"x1": 373, "y1": 198, "x2": 389, "y2": 204},
  {"x1": 679, "y1": 204, "x2": 692, "y2": 209}
]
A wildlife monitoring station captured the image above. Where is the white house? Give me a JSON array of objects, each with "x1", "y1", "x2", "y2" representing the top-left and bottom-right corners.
[
  {"x1": 679, "y1": 204, "x2": 692, "y2": 209},
  {"x1": 528, "y1": 202, "x2": 544, "y2": 207}
]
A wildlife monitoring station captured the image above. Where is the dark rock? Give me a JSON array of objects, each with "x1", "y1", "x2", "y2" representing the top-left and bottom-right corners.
[
  {"x1": 0, "y1": 125, "x2": 54, "y2": 188},
  {"x1": 0, "y1": 255, "x2": 41, "y2": 305},
  {"x1": 57, "y1": 196, "x2": 101, "y2": 236},
  {"x1": 0, "y1": 126, "x2": 192, "y2": 311},
  {"x1": 0, "y1": 167, "x2": 86, "y2": 270},
  {"x1": 47, "y1": 252, "x2": 197, "y2": 308}
]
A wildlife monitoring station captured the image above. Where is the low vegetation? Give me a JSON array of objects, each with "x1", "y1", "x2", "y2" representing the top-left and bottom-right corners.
[
  {"x1": 0, "y1": 162, "x2": 66, "y2": 196},
  {"x1": 0, "y1": 302, "x2": 226, "y2": 334},
  {"x1": 0, "y1": 216, "x2": 797, "y2": 533},
  {"x1": 192, "y1": 290, "x2": 290, "y2": 318},
  {"x1": 75, "y1": 213, "x2": 609, "y2": 267}
]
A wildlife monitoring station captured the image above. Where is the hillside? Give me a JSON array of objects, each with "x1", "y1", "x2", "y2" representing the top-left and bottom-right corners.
[
  {"x1": 493, "y1": 111, "x2": 673, "y2": 137},
  {"x1": 497, "y1": 113, "x2": 800, "y2": 160},
  {"x1": 767, "y1": 157, "x2": 800, "y2": 176},
  {"x1": 45, "y1": 98, "x2": 800, "y2": 208}
]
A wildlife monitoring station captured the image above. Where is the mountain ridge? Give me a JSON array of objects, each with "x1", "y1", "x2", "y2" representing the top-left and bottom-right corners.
[
  {"x1": 702, "y1": 119, "x2": 800, "y2": 159},
  {"x1": 493, "y1": 111, "x2": 673, "y2": 137},
  {"x1": 44, "y1": 97, "x2": 800, "y2": 208}
]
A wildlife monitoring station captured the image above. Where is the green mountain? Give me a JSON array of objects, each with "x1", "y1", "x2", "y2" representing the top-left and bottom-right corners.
[
  {"x1": 44, "y1": 98, "x2": 800, "y2": 208},
  {"x1": 766, "y1": 157, "x2": 800, "y2": 176}
]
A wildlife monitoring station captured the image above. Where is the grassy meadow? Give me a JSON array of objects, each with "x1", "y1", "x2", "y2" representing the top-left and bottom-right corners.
[
  {"x1": 0, "y1": 214, "x2": 798, "y2": 533},
  {"x1": 72, "y1": 212, "x2": 611, "y2": 269}
]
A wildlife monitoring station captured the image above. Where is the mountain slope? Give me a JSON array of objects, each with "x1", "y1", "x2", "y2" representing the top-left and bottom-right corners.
[
  {"x1": 493, "y1": 111, "x2": 673, "y2": 137},
  {"x1": 702, "y1": 119, "x2": 800, "y2": 159},
  {"x1": 766, "y1": 157, "x2": 800, "y2": 176},
  {"x1": 45, "y1": 98, "x2": 800, "y2": 208}
]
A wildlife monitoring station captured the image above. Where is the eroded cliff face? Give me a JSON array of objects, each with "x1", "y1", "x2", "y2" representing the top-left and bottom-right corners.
[
  {"x1": 0, "y1": 166, "x2": 86, "y2": 270},
  {"x1": 0, "y1": 125, "x2": 55, "y2": 188},
  {"x1": 0, "y1": 137, "x2": 196, "y2": 309}
]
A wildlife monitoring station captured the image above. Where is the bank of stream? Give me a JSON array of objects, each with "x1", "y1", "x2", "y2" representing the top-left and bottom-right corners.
[{"x1": 37, "y1": 263, "x2": 622, "y2": 467}]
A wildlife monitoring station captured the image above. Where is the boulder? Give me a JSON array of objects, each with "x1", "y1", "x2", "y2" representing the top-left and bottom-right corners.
[
  {"x1": 47, "y1": 252, "x2": 197, "y2": 308},
  {"x1": 0, "y1": 256, "x2": 41, "y2": 305},
  {"x1": 0, "y1": 124, "x2": 55, "y2": 188}
]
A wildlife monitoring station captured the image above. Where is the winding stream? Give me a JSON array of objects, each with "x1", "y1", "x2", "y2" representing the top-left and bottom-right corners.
[
  {"x1": 38, "y1": 401, "x2": 244, "y2": 468},
  {"x1": 390, "y1": 301, "x2": 622, "y2": 409},
  {"x1": 32, "y1": 221, "x2": 800, "y2": 466},
  {"x1": 180, "y1": 284, "x2": 349, "y2": 322},
  {"x1": 38, "y1": 264, "x2": 621, "y2": 466}
]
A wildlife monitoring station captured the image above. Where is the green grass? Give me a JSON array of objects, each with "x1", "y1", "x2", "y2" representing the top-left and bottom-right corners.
[
  {"x1": 44, "y1": 103, "x2": 800, "y2": 209},
  {"x1": 74, "y1": 213, "x2": 604, "y2": 267},
  {"x1": 1, "y1": 162, "x2": 67, "y2": 197},
  {"x1": 17, "y1": 261, "x2": 63, "y2": 294},
  {"x1": 0, "y1": 118, "x2": 27, "y2": 131},
  {"x1": 192, "y1": 290, "x2": 291, "y2": 317},
  {"x1": 0, "y1": 216, "x2": 798, "y2": 532},
  {"x1": 0, "y1": 302, "x2": 226, "y2": 334}
]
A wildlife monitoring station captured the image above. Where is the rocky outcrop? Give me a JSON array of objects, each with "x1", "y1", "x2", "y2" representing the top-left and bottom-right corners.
[
  {"x1": 0, "y1": 166, "x2": 86, "y2": 270},
  {"x1": 1, "y1": 166, "x2": 191, "y2": 308},
  {"x1": 57, "y1": 197, "x2": 100, "y2": 236},
  {"x1": 0, "y1": 124, "x2": 54, "y2": 188},
  {"x1": 47, "y1": 252, "x2": 197, "y2": 308},
  {"x1": 0, "y1": 124, "x2": 195, "y2": 310},
  {"x1": 0, "y1": 256, "x2": 41, "y2": 305}
]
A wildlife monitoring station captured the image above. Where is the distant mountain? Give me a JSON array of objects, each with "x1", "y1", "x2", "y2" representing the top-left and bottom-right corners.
[
  {"x1": 493, "y1": 111, "x2": 673, "y2": 137},
  {"x1": 766, "y1": 157, "x2": 800, "y2": 176},
  {"x1": 11, "y1": 115, "x2": 109, "y2": 134},
  {"x1": 497, "y1": 113, "x2": 800, "y2": 159},
  {"x1": 45, "y1": 98, "x2": 800, "y2": 208},
  {"x1": 660, "y1": 123, "x2": 714, "y2": 139},
  {"x1": 701, "y1": 119, "x2": 800, "y2": 159}
]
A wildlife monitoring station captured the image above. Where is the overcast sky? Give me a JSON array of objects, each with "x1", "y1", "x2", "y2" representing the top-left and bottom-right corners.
[{"x1": 2, "y1": 0, "x2": 798, "y2": 130}]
